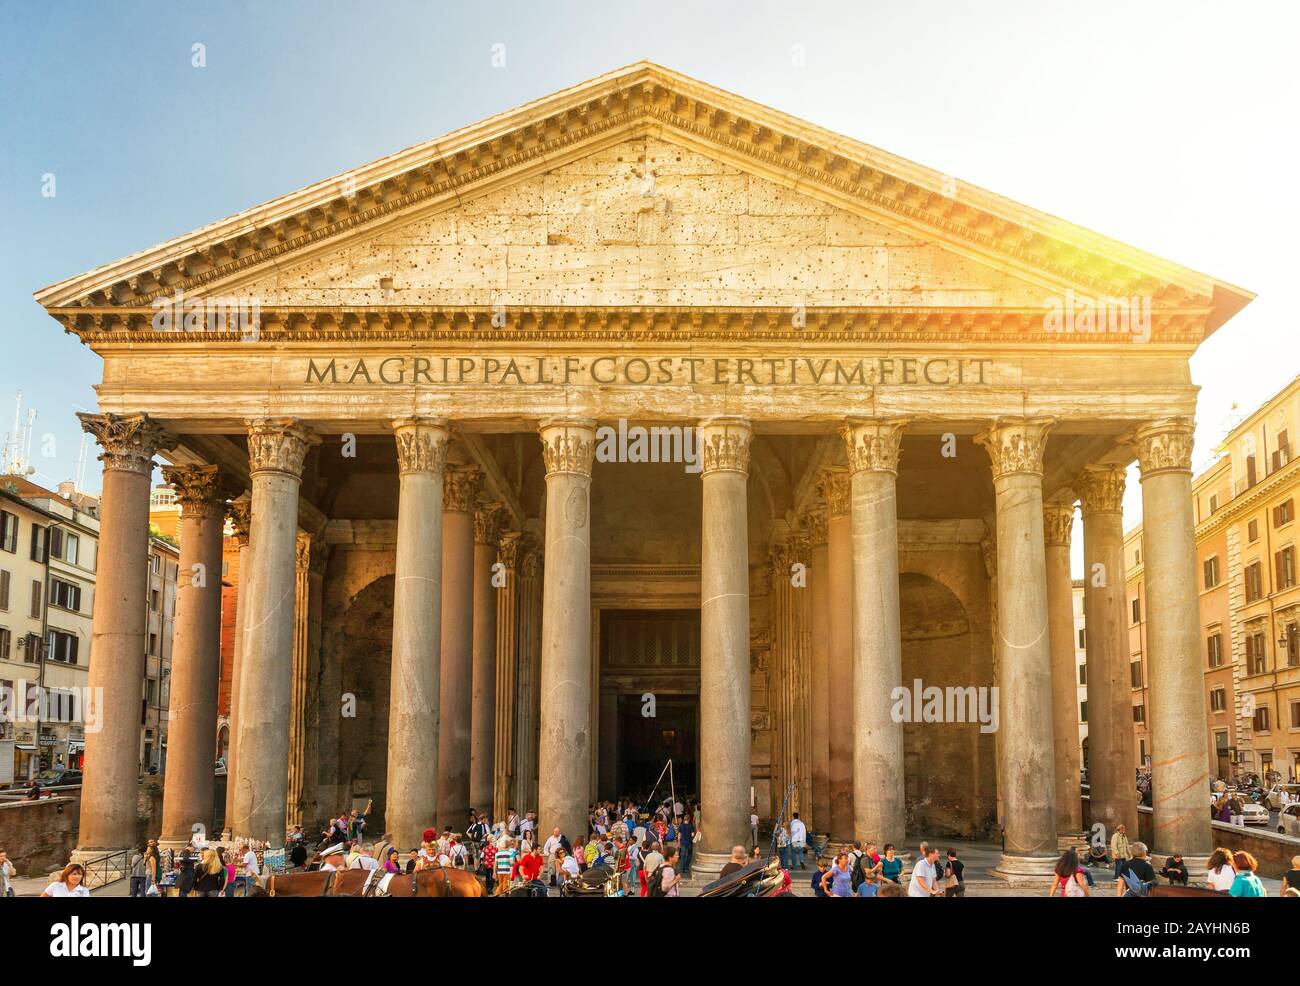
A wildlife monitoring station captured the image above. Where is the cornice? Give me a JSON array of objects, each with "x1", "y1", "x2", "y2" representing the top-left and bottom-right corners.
[
  {"x1": 35, "y1": 63, "x2": 1245, "y2": 330},
  {"x1": 48, "y1": 304, "x2": 1214, "y2": 346},
  {"x1": 1192, "y1": 454, "x2": 1300, "y2": 542}
]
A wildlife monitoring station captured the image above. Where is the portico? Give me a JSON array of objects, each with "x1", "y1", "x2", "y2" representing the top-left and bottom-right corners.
[{"x1": 37, "y1": 63, "x2": 1249, "y2": 877}]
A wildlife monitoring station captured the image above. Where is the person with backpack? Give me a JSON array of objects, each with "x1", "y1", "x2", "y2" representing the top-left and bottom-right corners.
[
  {"x1": 1050, "y1": 848, "x2": 1089, "y2": 897},
  {"x1": 654, "y1": 847, "x2": 681, "y2": 897},
  {"x1": 640, "y1": 841, "x2": 664, "y2": 897}
]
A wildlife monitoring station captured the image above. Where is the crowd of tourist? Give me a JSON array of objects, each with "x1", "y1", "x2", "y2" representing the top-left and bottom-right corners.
[{"x1": 14, "y1": 795, "x2": 1300, "y2": 897}]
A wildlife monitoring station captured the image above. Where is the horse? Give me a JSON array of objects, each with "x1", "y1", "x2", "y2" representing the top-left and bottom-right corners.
[{"x1": 268, "y1": 865, "x2": 484, "y2": 897}]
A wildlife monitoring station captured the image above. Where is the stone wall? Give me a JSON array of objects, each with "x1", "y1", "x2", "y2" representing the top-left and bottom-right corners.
[{"x1": 0, "y1": 797, "x2": 77, "y2": 876}]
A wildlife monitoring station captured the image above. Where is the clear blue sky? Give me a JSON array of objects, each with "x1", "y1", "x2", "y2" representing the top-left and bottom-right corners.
[{"x1": 3, "y1": 0, "x2": 1296, "y2": 545}]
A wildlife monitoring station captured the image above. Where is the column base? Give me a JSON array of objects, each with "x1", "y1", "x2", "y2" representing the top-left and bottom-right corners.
[
  {"x1": 991, "y1": 853, "x2": 1060, "y2": 885},
  {"x1": 1057, "y1": 833, "x2": 1089, "y2": 852}
]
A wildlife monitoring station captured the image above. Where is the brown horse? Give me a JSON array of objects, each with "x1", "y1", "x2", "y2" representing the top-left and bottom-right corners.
[{"x1": 268, "y1": 866, "x2": 484, "y2": 897}]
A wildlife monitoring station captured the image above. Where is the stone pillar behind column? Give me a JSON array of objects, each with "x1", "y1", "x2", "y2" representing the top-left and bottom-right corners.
[
  {"x1": 1043, "y1": 500, "x2": 1084, "y2": 837},
  {"x1": 385, "y1": 418, "x2": 449, "y2": 848},
  {"x1": 842, "y1": 418, "x2": 908, "y2": 846},
  {"x1": 73, "y1": 414, "x2": 175, "y2": 859},
  {"x1": 231, "y1": 418, "x2": 318, "y2": 847},
  {"x1": 1076, "y1": 466, "x2": 1139, "y2": 841},
  {"x1": 803, "y1": 511, "x2": 831, "y2": 835},
  {"x1": 1131, "y1": 419, "x2": 1212, "y2": 857},
  {"x1": 976, "y1": 417, "x2": 1059, "y2": 876},
  {"x1": 222, "y1": 496, "x2": 251, "y2": 840},
  {"x1": 159, "y1": 464, "x2": 228, "y2": 848},
  {"x1": 437, "y1": 464, "x2": 480, "y2": 827},
  {"x1": 471, "y1": 503, "x2": 505, "y2": 812},
  {"x1": 819, "y1": 468, "x2": 854, "y2": 839},
  {"x1": 697, "y1": 417, "x2": 752, "y2": 861},
  {"x1": 537, "y1": 419, "x2": 595, "y2": 842}
]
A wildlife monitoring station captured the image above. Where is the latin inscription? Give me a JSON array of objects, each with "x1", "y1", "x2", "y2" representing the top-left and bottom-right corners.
[{"x1": 304, "y1": 355, "x2": 994, "y2": 387}]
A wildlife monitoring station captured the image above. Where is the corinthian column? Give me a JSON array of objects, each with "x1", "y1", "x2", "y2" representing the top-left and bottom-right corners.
[
  {"x1": 386, "y1": 417, "x2": 449, "y2": 848},
  {"x1": 231, "y1": 417, "x2": 318, "y2": 846},
  {"x1": 842, "y1": 418, "x2": 909, "y2": 845},
  {"x1": 72, "y1": 413, "x2": 175, "y2": 861},
  {"x1": 1043, "y1": 499, "x2": 1083, "y2": 836},
  {"x1": 818, "y1": 468, "x2": 854, "y2": 839},
  {"x1": 1075, "y1": 466, "x2": 1138, "y2": 841},
  {"x1": 976, "y1": 417, "x2": 1059, "y2": 873},
  {"x1": 696, "y1": 416, "x2": 752, "y2": 861},
  {"x1": 803, "y1": 510, "x2": 831, "y2": 834},
  {"x1": 222, "y1": 496, "x2": 251, "y2": 839},
  {"x1": 537, "y1": 419, "x2": 595, "y2": 842},
  {"x1": 438, "y1": 462, "x2": 480, "y2": 827},
  {"x1": 1130, "y1": 419, "x2": 1211, "y2": 857},
  {"x1": 493, "y1": 531, "x2": 523, "y2": 819},
  {"x1": 159, "y1": 464, "x2": 229, "y2": 848},
  {"x1": 471, "y1": 502, "x2": 505, "y2": 812}
]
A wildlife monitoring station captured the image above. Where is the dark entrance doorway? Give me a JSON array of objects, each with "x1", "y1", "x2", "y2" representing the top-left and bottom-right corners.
[
  {"x1": 598, "y1": 608, "x2": 700, "y2": 803},
  {"x1": 616, "y1": 693, "x2": 698, "y2": 800}
]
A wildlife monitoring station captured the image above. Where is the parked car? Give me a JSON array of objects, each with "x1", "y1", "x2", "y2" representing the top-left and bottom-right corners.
[
  {"x1": 1263, "y1": 784, "x2": 1300, "y2": 811},
  {"x1": 1278, "y1": 803, "x2": 1300, "y2": 837},
  {"x1": 1241, "y1": 801, "x2": 1270, "y2": 826}
]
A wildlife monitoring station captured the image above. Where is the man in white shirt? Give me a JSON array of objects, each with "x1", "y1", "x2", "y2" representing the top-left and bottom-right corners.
[
  {"x1": 542, "y1": 827, "x2": 564, "y2": 883},
  {"x1": 354, "y1": 845, "x2": 379, "y2": 870},
  {"x1": 241, "y1": 843, "x2": 260, "y2": 896},
  {"x1": 908, "y1": 847, "x2": 942, "y2": 897},
  {"x1": 520, "y1": 811, "x2": 536, "y2": 842},
  {"x1": 788, "y1": 812, "x2": 808, "y2": 870},
  {"x1": 750, "y1": 811, "x2": 759, "y2": 848}
]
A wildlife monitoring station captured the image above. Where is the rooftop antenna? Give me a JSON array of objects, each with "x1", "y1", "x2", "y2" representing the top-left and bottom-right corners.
[
  {"x1": 20, "y1": 407, "x2": 36, "y2": 473},
  {"x1": 3, "y1": 392, "x2": 20, "y2": 473}
]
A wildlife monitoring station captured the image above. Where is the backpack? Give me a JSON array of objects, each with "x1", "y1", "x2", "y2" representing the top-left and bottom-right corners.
[
  {"x1": 646, "y1": 864, "x2": 667, "y2": 897},
  {"x1": 851, "y1": 855, "x2": 867, "y2": 890},
  {"x1": 559, "y1": 834, "x2": 572, "y2": 855}
]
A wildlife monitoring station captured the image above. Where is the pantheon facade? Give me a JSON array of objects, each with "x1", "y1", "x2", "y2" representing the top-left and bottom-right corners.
[{"x1": 36, "y1": 63, "x2": 1251, "y2": 876}]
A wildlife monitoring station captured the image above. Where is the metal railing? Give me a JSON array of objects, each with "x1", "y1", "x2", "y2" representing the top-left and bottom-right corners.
[{"x1": 81, "y1": 848, "x2": 130, "y2": 889}]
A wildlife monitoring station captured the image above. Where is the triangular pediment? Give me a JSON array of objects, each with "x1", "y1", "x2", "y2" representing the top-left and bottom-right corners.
[
  {"x1": 220, "y1": 135, "x2": 1055, "y2": 310},
  {"x1": 36, "y1": 60, "x2": 1251, "y2": 341}
]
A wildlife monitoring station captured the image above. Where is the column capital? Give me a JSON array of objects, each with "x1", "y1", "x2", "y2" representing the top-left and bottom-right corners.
[
  {"x1": 1042, "y1": 501, "x2": 1076, "y2": 547},
  {"x1": 1075, "y1": 464, "x2": 1127, "y2": 515},
  {"x1": 840, "y1": 417, "x2": 911, "y2": 475},
  {"x1": 392, "y1": 417, "x2": 451, "y2": 475},
  {"x1": 538, "y1": 418, "x2": 597, "y2": 478},
  {"x1": 975, "y1": 416, "x2": 1057, "y2": 480},
  {"x1": 498, "y1": 530, "x2": 525, "y2": 570},
  {"x1": 817, "y1": 467, "x2": 851, "y2": 518},
  {"x1": 521, "y1": 548, "x2": 543, "y2": 579},
  {"x1": 443, "y1": 464, "x2": 482, "y2": 513},
  {"x1": 78, "y1": 412, "x2": 176, "y2": 476},
  {"x1": 227, "y1": 495, "x2": 252, "y2": 546},
  {"x1": 698, "y1": 417, "x2": 752, "y2": 476},
  {"x1": 474, "y1": 502, "x2": 508, "y2": 546},
  {"x1": 801, "y1": 509, "x2": 828, "y2": 547},
  {"x1": 245, "y1": 417, "x2": 319, "y2": 477},
  {"x1": 160, "y1": 464, "x2": 230, "y2": 520},
  {"x1": 1127, "y1": 418, "x2": 1195, "y2": 477}
]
